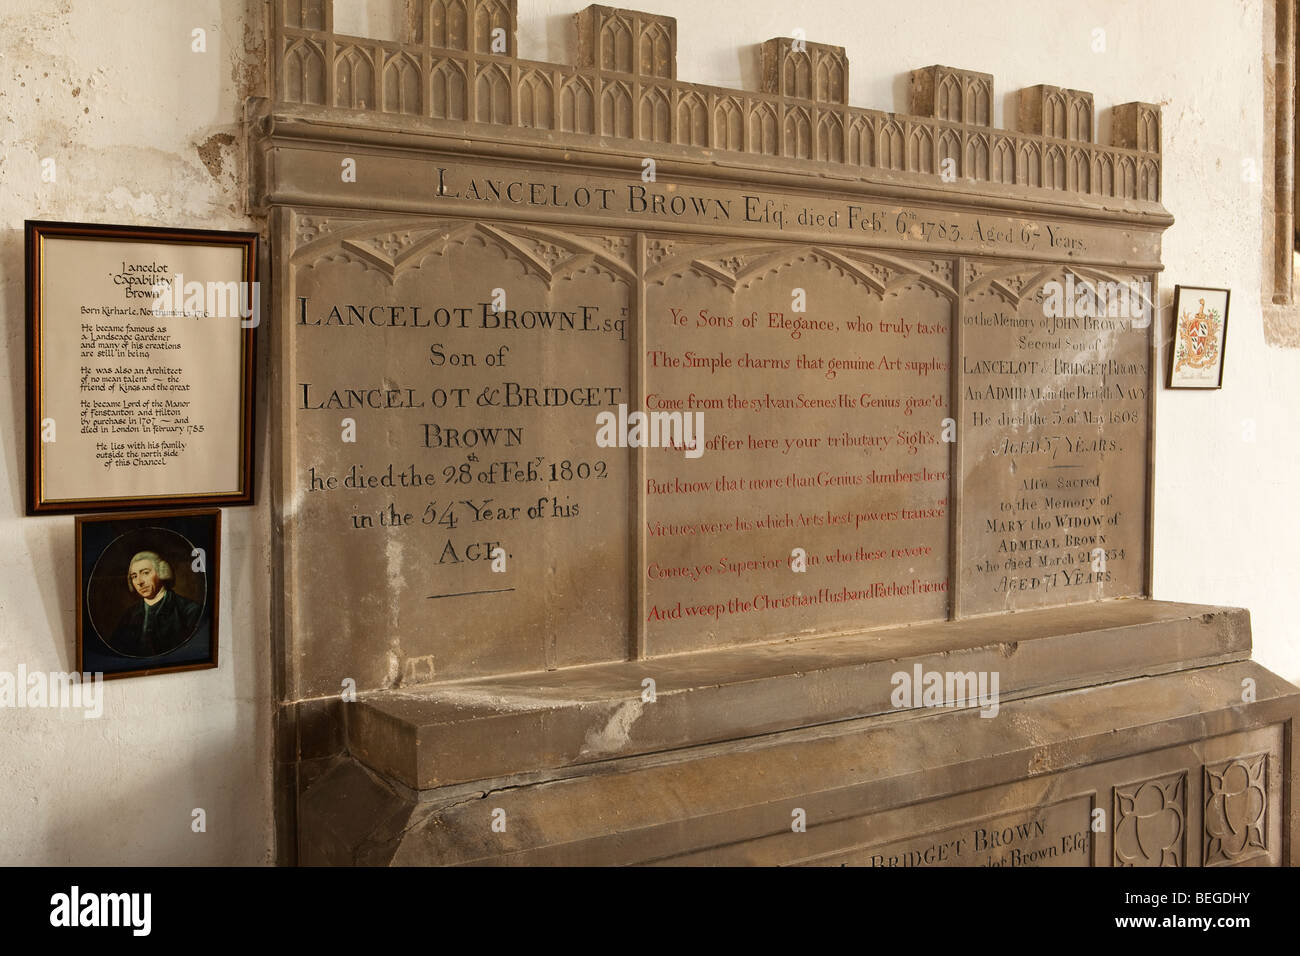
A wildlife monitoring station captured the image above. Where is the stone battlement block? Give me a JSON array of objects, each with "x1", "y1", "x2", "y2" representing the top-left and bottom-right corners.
[
  {"x1": 576, "y1": 5, "x2": 677, "y2": 78},
  {"x1": 1020, "y1": 84, "x2": 1094, "y2": 141},
  {"x1": 910, "y1": 65, "x2": 994, "y2": 126},
  {"x1": 760, "y1": 38, "x2": 849, "y2": 104},
  {"x1": 1112, "y1": 101, "x2": 1162, "y2": 153}
]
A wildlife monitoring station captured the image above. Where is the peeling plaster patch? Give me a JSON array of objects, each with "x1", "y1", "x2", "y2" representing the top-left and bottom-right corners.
[
  {"x1": 196, "y1": 131, "x2": 235, "y2": 180},
  {"x1": 580, "y1": 699, "x2": 645, "y2": 756},
  {"x1": 12, "y1": 144, "x2": 224, "y2": 224},
  {"x1": 233, "y1": 19, "x2": 267, "y2": 103},
  {"x1": 105, "y1": 186, "x2": 162, "y2": 219},
  {"x1": 1, "y1": 10, "x2": 236, "y2": 223}
]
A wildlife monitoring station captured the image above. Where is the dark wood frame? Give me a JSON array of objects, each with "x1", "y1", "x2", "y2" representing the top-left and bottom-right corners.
[
  {"x1": 1168, "y1": 284, "x2": 1230, "y2": 389},
  {"x1": 75, "y1": 508, "x2": 222, "y2": 680},
  {"x1": 25, "y1": 220, "x2": 258, "y2": 514}
]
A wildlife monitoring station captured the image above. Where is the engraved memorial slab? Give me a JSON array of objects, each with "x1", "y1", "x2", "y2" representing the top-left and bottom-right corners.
[
  {"x1": 958, "y1": 265, "x2": 1152, "y2": 615},
  {"x1": 642, "y1": 241, "x2": 952, "y2": 652},
  {"x1": 288, "y1": 216, "x2": 632, "y2": 688}
]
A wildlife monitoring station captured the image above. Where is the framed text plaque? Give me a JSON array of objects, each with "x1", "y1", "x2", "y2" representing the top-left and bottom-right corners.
[{"x1": 25, "y1": 221, "x2": 257, "y2": 513}]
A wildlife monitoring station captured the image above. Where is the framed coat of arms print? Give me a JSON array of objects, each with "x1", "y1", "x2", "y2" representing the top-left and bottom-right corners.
[{"x1": 1169, "y1": 285, "x2": 1230, "y2": 389}]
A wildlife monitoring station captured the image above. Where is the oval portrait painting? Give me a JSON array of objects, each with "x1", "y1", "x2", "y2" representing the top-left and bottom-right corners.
[{"x1": 87, "y1": 526, "x2": 208, "y2": 659}]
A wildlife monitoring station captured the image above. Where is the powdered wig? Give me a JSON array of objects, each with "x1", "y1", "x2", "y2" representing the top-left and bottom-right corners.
[{"x1": 126, "y1": 551, "x2": 174, "y2": 592}]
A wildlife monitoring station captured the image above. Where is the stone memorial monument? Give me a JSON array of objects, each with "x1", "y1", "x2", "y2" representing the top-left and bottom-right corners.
[{"x1": 252, "y1": 0, "x2": 1299, "y2": 865}]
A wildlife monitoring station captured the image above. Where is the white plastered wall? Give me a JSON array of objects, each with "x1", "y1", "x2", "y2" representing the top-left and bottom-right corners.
[{"x1": 0, "y1": 0, "x2": 272, "y2": 864}]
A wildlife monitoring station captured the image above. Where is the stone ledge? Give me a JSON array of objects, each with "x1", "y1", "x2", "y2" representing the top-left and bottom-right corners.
[
  {"x1": 346, "y1": 600, "x2": 1250, "y2": 790},
  {"x1": 303, "y1": 658, "x2": 1298, "y2": 865}
]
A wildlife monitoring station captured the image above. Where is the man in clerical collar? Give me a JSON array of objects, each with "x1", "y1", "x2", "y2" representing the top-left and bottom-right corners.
[{"x1": 109, "y1": 550, "x2": 202, "y2": 658}]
